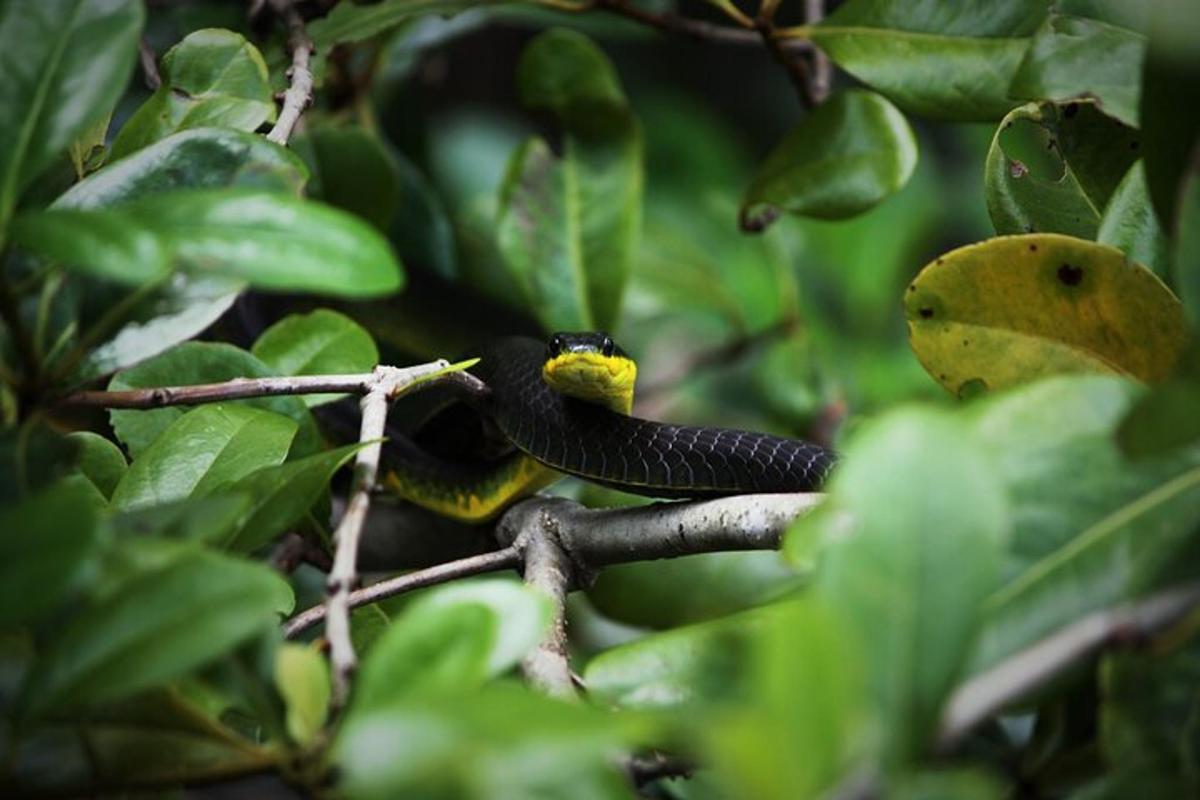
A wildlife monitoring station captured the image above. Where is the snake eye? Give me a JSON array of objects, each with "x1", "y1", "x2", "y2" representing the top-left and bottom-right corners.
[
  {"x1": 601, "y1": 335, "x2": 615, "y2": 357},
  {"x1": 548, "y1": 334, "x2": 565, "y2": 355}
]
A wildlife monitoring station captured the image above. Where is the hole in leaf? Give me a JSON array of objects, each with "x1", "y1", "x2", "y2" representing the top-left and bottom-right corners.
[
  {"x1": 1058, "y1": 263, "x2": 1084, "y2": 286},
  {"x1": 918, "y1": 308, "x2": 934, "y2": 319}
]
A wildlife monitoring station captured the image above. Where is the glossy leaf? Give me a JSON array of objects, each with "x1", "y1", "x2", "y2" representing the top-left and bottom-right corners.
[
  {"x1": 498, "y1": 28, "x2": 642, "y2": 332},
  {"x1": 1176, "y1": 161, "x2": 1200, "y2": 326},
  {"x1": 22, "y1": 544, "x2": 292, "y2": 716},
  {"x1": 251, "y1": 309, "x2": 379, "y2": 408},
  {"x1": 274, "y1": 643, "x2": 330, "y2": 746},
  {"x1": 292, "y1": 126, "x2": 399, "y2": 232},
  {"x1": 0, "y1": 0, "x2": 143, "y2": 224},
  {"x1": 110, "y1": 405, "x2": 296, "y2": 511},
  {"x1": 108, "y1": 341, "x2": 320, "y2": 459},
  {"x1": 107, "y1": 494, "x2": 255, "y2": 544},
  {"x1": 351, "y1": 580, "x2": 550, "y2": 711},
  {"x1": 792, "y1": 408, "x2": 1008, "y2": 763},
  {"x1": 11, "y1": 205, "x2": 167, "y2": 284},
  {"x1": 67, "y1": 431, "x2": 127, "y2": 499},
  {"x1": 309, "y1": 0, "x2": 495, "y2": 48},
  {"x1": 985, "y1": 101, "x2": 1139, "y2": 239},
  {"x1": 1009, "y1": 14, "x2": 1144, "y2": 127},
  {"x1": 587, "y1": 551, "x2": 800, "y2": 629},
  {"x1": 905, "y1": 234, "x2": 1188, "y2": 395},
  {"x1": 55, "y1": 128, "x2": 308, "y2": 210},
  {"x1": 970, "y1": 465, "x2": 1200, "y2": 671},
  {"x1": 20, "y1": 189, "x2": 404, "y2": 297},
  {"x1": 1118, "y1": 378, "x2": 1200, "y2": 458},
  {"x1": 810, "y1": 0, "x2": 1048, "y2": 121},
  {"x1": 1097, "y1": 161, "x2": 1170, "y2": 278},
  {"x1": 205, "y1": 442, "x2": 364, "y2": 553},
  {"x1": 0, "y1": 481, "x2": 99, "y2": 627},
  {"x1": 740, "y1": 90, "x2": 916, "y2": 229},
  {"x1": 0, "y1": 421, "x2": 80, "y2": 504},
  {"x1": 111, "y1": 29, "x2": 275, "y2": 160}
]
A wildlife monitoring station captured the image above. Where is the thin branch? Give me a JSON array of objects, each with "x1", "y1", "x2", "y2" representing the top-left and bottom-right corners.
[
  {"x1": 804, "y1": 0, "x2": 831, "y2": 104},
  {"x1": 756, "y1": 15, "x2": 817, "y2": 108},
  {"x1": 516, "y1": 514, "x2": 577, "y2": 698},
  {"x1": 323, "y1": 362, "x2": 457, "y2": 708},
  {"x1": 938, "y1": 582, "x2": 1200, "y2": 750},
  {"x1": 265, "y1": 0, "x2": 315, "y2": 145},
  {"x1": 283, "y1": 546, "x2": 521, "y2": 638},
  {"x1": 138, "y1": 38, "x2": 162, "y2": 90},
  {"x1": 583, "y1": 0, "x2": 811, "y2": 51}
]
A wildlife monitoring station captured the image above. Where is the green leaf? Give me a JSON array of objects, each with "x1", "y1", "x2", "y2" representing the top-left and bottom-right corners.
[
  {"x1": 810, "y1": 0, "x2": 1048, "y2": 121},
  {"x1": 1097, "y1": 161, "x2": 1170, "y2": 278},
  {"x1": 274, "y1": 642, "x2": 330, "y2": 746},
  {"x1": 498, "y1": 28, "x2": 642, "y2": 332},
  {"x1": 21, "y1": 544, "x2": 292, "y2": 717},
  {"x1": 309, "y1": 0, "x2": 497, "y2": 48},
  {"x1": 0, "y1": 0, "x2": 143, "y2": 225},
  {"x1": 108, "y1": 341, "x2": 320, "y2": 459},
  {"x1": 1118, "y1": 378, "x2": 1200, "y2": 458},
  {"x1": 18, "y1": 189, "x2": 405, "y2": 297},
  {"x1": 11, "y1": 205, "x2": 167, "y2": 284},
  {"x1": 905, "y1": 234, "x2": 1188, "y2": 394},
  {"x1": 587, "y1": 551, "x2": 800, "y2": 629},
  {"x1": 1139, "y1": 0, "x2": 1200, "y2": 236},
  {"x1": 1176, "y1": 158, "x2": 1200, "y2": 326},
  {"x1": 205, "y1": 442, "x2": 365, "y2": 553},
  {"x1": 985, "y1": 100, "x2": 1139, "y2": 239},
  {"x1": 1009, "y1": 14, "x2": 1144, "y2": 127},
  {"x1": 971, "y1": 466, "x2": 1200, "y2": 672},
  {"x1": 350, "y1": 580, "x2": 550, "y2": 711},
  {"x1": 740, "y1": 89, "x2": 916, "y2": 229},
  {"x1": 0, "y1": 420, "x2": 79, "y2": 504},
  {"x1": 0, "y1": 480, "x2": 98, "y2": 627},
  {"x1": 110, "y1": 405, "x2": 297, "y2": 512},
  {"x1": 107, "y1": 494, "x2": 256, "y2": 543},
  {"x1": 55, "y1": 128, "x2": 308, "y2": 210},
  {"x1": 67, "y1": 431, "x2": 127, "y2": 499},
  {"x1": 251, "y1": 309, "x2": 379, "y2": 408},
  {"x1": 292, "y1": 126, "x2": 399, "y2": 233},
  {"x1": 111, "y1": 29, "x2": 275, "y2": 160},
  {"x1": 792, "y1": 408, "x2": 1008, "y2": 763}
]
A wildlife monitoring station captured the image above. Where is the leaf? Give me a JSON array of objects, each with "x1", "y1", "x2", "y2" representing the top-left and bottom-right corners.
[
  {"x1": 292, "y1": 126, "x2": 399, "y2": 233},
  {"x1": 985, "y1": 100, "x2": 1140, "y2": 239},
  {"x1": 350, "y1": 580, "x2": 550, "y2": 712},
  {"x1": 1176, "y1": 157, "x2": 1200, "y2": 326},
  {"x1": 274, "y1": 642, "x2": 330, "y2": 746},
  {"x1": 587, "y1": 551, "x2": 801, "y2": 629},
  {"x1": 584, "y1": 607, "x2": 773, "y2": 711},
  {"x1": 55, "y1": 128, "x2": 308, "y2": 210},
  {"x1": 251, "y1": 309, "x2": 379, "y2": 408},
  {"x1": 309, "y1": 0, "x2": 497, "y2": 48},
  {"x1": 1139, "y1": 0, "x2": 1200, "y2": 236},
  {"x1": 11, "y1": 205, "x2": 168, "y2": 284},
  {"x1": 73, "y1": 274, "x2": 245, "y2": 385},
  {"x1": 905, "y1": 234, "x2": 1188, "y2": 394},
  {"x1": 1097, "y1": 161, "x2": 1170, "y2": 278},
  {"x1": 970, "y1": 466, "x2": 1200, "y2": 672},
  {"x1": 0, "y1": 419, "x2": 79, "y2": 504},
  {"x1": 107, "y1": 494, "x2": 256, "y2": 543},
  {"x1": 792, "y1": 408, "x2": 1008, "y2": 763},
  {"x1": 67, "y1": 431, "x2": 127, "y2": 498},
  {"x1": 0, "y1": 0, "x2": 143, "y2": 224},
  {"x1": 206, "y1": 442, "x2": 365, "y2": 553},
  {"x1": 110, "y1": 405, "x2": 297, "y2": 512},
  {"x1": 18, "y1": 189, "x2": 404, "y2": 297},
  {"x1": 740, "y1": 89, "x2": 916, "y2": 229},
  {"x1": 498, "y1": 28, "x2": 642, "y2": 332},
  {"x1": 111, "y1": 29, "x2": 275, "y2": 160},
  {"x1": 809, "y1": 0, "x2": 1048, "y2": 121},
  {"x1": 0, "y1": 480, "x2": 98, "y2": 627},
  {"x1": 1118, "y1": 378, "x2": 1200, "y2": 458},
  {"x1": 1009, "y1": 14, "x2": 1145, "y2": 127},
  {"x1": 108, "y1": 341, "x2": 320, "y2": 459},
  {"x1": 22, "y1": 544, "x2": 293, "y2": 717}
]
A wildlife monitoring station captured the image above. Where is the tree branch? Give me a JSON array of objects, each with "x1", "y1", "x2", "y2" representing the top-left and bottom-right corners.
[
  {"x1": 283, "y1": 545, "x2": 521, "y2": 638},
  {"x1": 938, "y1": 581, "x2": 1200, "y2": 750},
  {"x1": 580, "y1": 0, "x2": 811, "y2": 52},
  {"x1": 512, "y1": 510, "x2": 577, "y2": 697},
  {"x1": 804, "y1": 0, "x2": 831, "y2": 104},
  {"x1": 138, "y1": 38, "x2": 162, "y2": 90},
  {"x1": 265, "y1": 0, "x2": 315, "y2": 145}
]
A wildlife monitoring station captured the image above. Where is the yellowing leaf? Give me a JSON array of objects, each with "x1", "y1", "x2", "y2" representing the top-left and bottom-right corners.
[{"x1": 905, "y1": 234, "x2": 1187, "y2": 395}]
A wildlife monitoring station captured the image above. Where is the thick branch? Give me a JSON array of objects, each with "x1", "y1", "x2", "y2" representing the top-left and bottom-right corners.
[
  {"x1": 265, "y1": 0, "x2": 315, "y2": 145},
  {"x1": 938, "y1": 582, "x2": 1200, "y2": 749},
  {"x1": 515, "y1": 514, "x2": 577, "y2": 697},
  {"x1": 283, "y1": 546, "x2": 521, "y2": 638}
]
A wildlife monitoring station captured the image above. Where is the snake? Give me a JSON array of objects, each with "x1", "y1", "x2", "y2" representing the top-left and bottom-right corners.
[{"x1": 382, "y1": 332, "x2": 836, "y2": 522}]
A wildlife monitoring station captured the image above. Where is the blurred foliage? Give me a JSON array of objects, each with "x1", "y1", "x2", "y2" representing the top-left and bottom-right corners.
[{"x1": 1, "y1": 0, "x2": 1199, "y2": 798}]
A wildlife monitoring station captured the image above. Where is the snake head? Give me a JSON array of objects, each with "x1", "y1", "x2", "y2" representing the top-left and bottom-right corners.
[{"x1": 543, "y1": 331, "x2": 636, "y2": 414}]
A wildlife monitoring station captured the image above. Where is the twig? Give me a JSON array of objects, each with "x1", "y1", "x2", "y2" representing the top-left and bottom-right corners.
[
  {"x1": 584, "y1": 0, "x2": 810, "y2": 51},
  {"x1": 756, "y1": 15, "x2": 817, "y2": 108},
  {"x1": 323, "y1": 362, "x2": 457, "y2": 709},
  {"x1": 804, "y1": 0, "x2": 831, "y2": 104},
  {"x1": 283, "y1": 546, "x2": 521, "y2": 638},
  {"x1": 938, "y1": 582, "x2": 1200, "y2": 750},
  {"x1": 513, "y1": 510, "x2": 577, "y2": 697},
  {"x1": 265, "y1": 0, "x2": 315, "y2": 145},
  {"x1": 138, "y1": 38, "x2": 162, "y2": 90}
]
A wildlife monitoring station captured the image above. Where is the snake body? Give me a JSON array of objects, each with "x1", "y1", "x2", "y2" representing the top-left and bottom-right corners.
[{"x1": 383, "y1": 335, "x2": 835, "y2": 521}]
